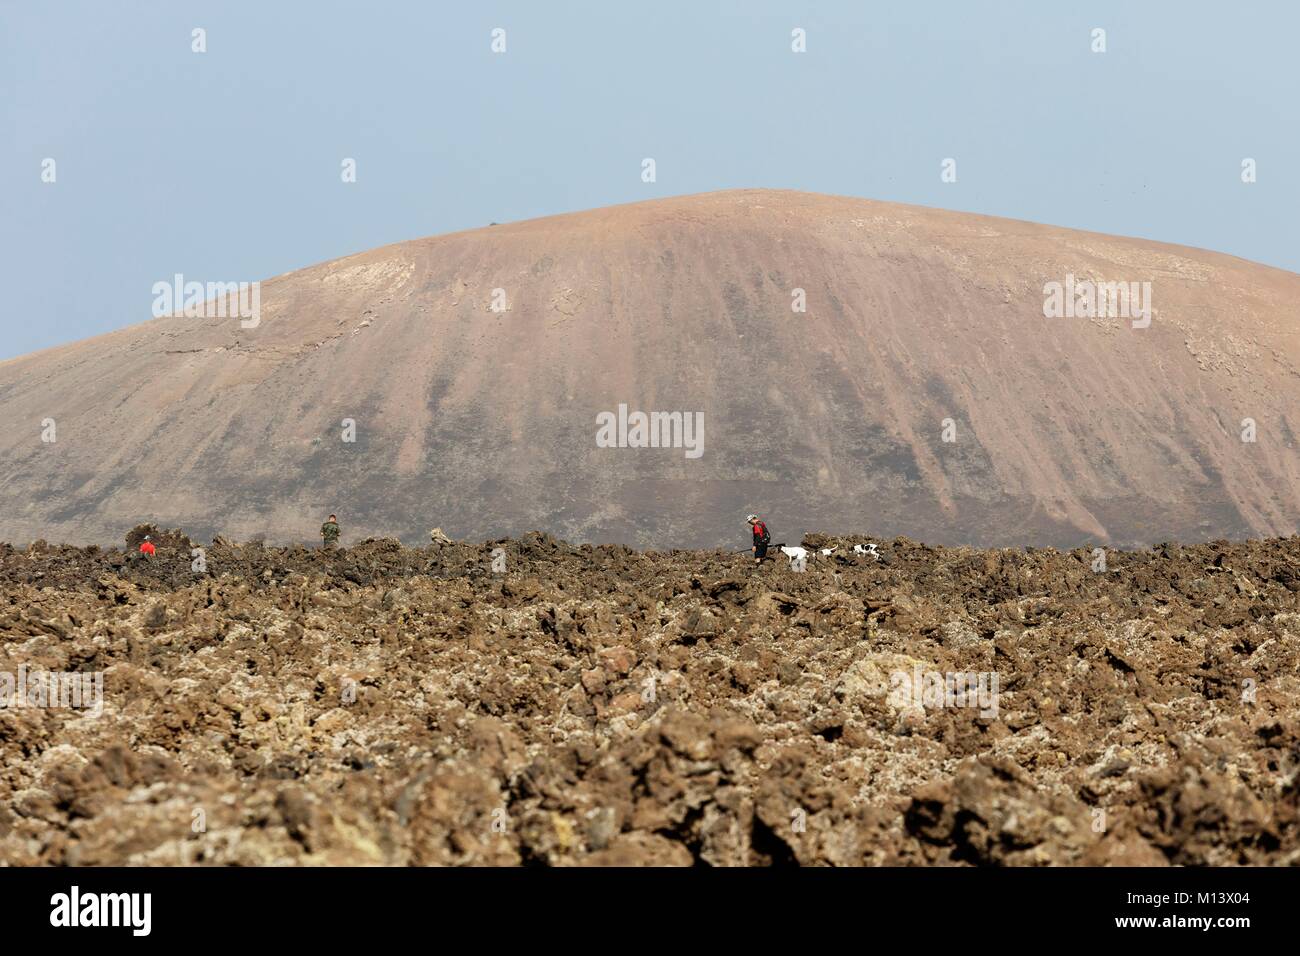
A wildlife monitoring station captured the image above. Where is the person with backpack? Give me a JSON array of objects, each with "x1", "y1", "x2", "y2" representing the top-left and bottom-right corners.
[
  {"x1": 138, "y1": 535, "x2": 156, "y2": 558},
  {"x1": 747, "y1": 514, "x2": 770, "y2": 564}
]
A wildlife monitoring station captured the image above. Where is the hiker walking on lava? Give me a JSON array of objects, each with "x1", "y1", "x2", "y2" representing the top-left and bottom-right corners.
[
  {"x1": 320, "y1": 514, "x2": 340, "y2": 550},
  {"x1": 138, "y1": 535, "x2": 156, "y2": 558},
  {"x1": 747, "y1": 514, "x2": 770, "y2": 564}
]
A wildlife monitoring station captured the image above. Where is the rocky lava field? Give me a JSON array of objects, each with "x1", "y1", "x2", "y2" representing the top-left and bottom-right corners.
[{"x1": 1, "y1": 527, "x2": 1298, "y2": 866}]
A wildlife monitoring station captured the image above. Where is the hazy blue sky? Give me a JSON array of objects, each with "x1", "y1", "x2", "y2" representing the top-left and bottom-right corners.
[{"x1": 2, "y1": 0, "x2": 1296, "y2": 359}]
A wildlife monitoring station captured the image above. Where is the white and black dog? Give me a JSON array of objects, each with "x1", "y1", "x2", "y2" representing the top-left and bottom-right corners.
[{"x1": 777, "y1": 545, "x2": 836, "y2": 569}]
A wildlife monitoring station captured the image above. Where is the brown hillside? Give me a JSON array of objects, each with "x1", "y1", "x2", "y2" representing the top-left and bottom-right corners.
[{"x1": 1, "y1": 189, "x2": 1297, "y2": 547}]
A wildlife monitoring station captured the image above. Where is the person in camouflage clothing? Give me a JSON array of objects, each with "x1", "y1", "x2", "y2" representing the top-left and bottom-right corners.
[{"x1": 320, "y1": 514, "x2": 340, "y2": 550}]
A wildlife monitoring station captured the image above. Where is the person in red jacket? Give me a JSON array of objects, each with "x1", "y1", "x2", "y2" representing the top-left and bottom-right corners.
[
  {"x1": 139, "y1": 535, "x2": 156, "y2": 557},
  {"x1": 747, "y1": 514, "x2": 770, "y2": 564}
]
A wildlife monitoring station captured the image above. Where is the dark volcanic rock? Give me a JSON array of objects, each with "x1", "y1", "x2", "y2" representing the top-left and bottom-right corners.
[{"x1": 0, "y1": 532, "x2": 1297, "y2": 865}]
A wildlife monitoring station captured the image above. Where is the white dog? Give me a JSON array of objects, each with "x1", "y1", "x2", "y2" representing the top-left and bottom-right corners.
[{"x1": 778, "y1": 545, "x2": 836, "y2": 570}]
